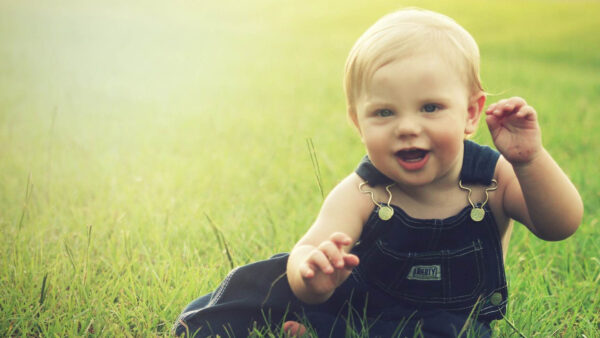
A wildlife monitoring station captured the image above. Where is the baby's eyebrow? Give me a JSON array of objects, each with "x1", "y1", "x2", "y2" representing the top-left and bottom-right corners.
[
  {"x1": 417, "y1": 93, "x2": 453, "y2": 101},
  {"x1": 364, "y1": 104, "x2": 395, "y2": 114},
  {"x1": 362, "y1": 99, "x2": 393, "y2": 109},
  {"x1": 415, "y1": 96, "x2": 453, "y2": 105}
]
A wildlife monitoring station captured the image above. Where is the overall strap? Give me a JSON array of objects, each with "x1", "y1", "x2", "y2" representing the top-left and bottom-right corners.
[
  {"x1": 460, "y1": 140, "x2": 500, "y2": 185},
  {"x1": 354, "y1": 140, "x2": 500, "y2": 186},
  {"x1": 355, "y1": 156, "x2": 393, "y2": 186}
]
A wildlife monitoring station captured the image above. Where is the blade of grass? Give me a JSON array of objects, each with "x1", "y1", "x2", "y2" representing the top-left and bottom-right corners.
[
  {"x1": 39, "y1": 273, "x2": 48, "y2": 306},
  {"x1": 64, "y1": 240, "x2": 77, "y2": 272},
  {"x1": 205, "y1": 213, "x2": 235, "y2": 269},
  {"x1": 83, "y1": 225, "x2": 92, "y2": 286},
  {"x1": 17, "y1": 173, "x2": 33, "y2": 232},
  {"x1": 306, "y1": 138, "x2": 324, "y2": 200}
]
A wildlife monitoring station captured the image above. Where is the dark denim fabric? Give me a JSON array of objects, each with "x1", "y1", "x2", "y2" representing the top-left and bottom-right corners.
[
  {"x1": 347, "y1": 202, "x2": 508, "y2": 319},
  {"x1": 173, "y1": 251, "x2": 494, "y2": 337},
  {"x1": 173, "y1": 253, "x2": 302, "y2": 337},
  {"x1": 173, "y1": 140, "x2": 505, "y2": 337}
]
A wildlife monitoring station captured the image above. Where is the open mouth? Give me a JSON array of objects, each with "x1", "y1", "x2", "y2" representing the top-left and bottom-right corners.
[
  {"x1": 396, "y1": 149, "x2": 429, "y2": 162},
  {"x1": 395, "y1": 148, "x2": 430, "y2": 170}
]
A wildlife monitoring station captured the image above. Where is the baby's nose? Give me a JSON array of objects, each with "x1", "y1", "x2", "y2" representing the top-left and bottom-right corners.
[{"x1": 395, "y1": 116, "x2": 422, "y2": 137}]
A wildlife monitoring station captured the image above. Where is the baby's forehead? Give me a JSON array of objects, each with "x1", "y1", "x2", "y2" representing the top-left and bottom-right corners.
[{"x1": 364, "y1": 51, "x2": 471, "y2": 92}]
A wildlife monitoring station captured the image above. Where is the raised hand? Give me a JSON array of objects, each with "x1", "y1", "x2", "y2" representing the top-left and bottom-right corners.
[
  {"x1": 298, "y1": 232, "x2": 360, "y2": 297},
  {"x1": 485, "y1": 96, "x2": 542, "y2": 165}
]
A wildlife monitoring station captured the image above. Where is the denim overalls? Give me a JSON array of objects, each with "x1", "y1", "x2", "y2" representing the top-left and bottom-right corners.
[{"x1": 173, "y1": 140, "x2": 508, "y2": 337}]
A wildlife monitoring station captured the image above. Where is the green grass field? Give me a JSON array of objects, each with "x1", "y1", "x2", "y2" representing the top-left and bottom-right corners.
[{"x1": 1, "y1": 0, "x2": 599, "y2": 336}]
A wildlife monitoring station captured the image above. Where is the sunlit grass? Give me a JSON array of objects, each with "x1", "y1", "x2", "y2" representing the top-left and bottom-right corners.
[{"x1": 1, "y1": 0, "x2": 599, "y2": 336}]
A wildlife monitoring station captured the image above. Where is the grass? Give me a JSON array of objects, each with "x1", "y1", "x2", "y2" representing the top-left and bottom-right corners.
[{"x1": 1, "y1": 0, "x2": 599, "y2": 336}]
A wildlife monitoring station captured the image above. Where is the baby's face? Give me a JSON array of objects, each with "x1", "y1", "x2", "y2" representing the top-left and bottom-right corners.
[{"x1": 352, "y1": 52, "x2": 480, "y2": 187}]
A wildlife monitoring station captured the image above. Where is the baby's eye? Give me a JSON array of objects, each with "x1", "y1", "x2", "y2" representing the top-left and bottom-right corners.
[
  {"x1": 375, "y1": 109, "x2": 394, "y2": 117},
  {"x1": 421, "y1": 104, "x2": 440, "y2": 113}
]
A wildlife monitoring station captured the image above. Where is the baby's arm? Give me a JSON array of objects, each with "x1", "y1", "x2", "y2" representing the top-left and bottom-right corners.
[
  {"x1": 486, "y1": 97, "x2": 583, "y2": 240},
  {"x1": 287, "y1": 173, "x2": 372, "y2": 304}
]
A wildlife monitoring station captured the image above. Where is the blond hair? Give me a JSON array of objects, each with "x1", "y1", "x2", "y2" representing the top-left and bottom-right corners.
[{"x1": 344, "y1": 8, "x2": 483, "y2": 117}]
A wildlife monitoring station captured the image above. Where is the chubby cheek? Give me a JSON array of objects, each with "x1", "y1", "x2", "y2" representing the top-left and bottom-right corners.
[
  {"x1": 361, "y1": 129, "x2": 388, "y2": 153},
  {"x1": 431, "y1": 126, "x2": 464, "y2": 161}
]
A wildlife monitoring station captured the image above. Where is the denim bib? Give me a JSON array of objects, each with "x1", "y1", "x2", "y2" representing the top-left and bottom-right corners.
[{"x1": 349, "y1": 140, "x2": 507, "y2": 320}]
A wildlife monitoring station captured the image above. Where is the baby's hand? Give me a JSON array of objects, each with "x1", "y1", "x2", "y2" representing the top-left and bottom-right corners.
[
  {"x1": 485, "y1": 97, "x2": 542, "y2": 165},
  {"x1": 299, "y1": 232, "x2": 359, "y2": 296}
]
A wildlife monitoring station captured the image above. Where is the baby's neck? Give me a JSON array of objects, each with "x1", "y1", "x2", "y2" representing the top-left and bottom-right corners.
[
  {"x1": 391, "y1": 178, "x2": 469, "y2": 219},
  {"x1": 396, "y1": 178, "x2": 459, "y2": 201}
]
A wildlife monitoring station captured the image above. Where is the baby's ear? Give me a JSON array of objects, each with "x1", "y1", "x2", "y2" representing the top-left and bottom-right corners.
[{"x1": 465, "y1": 93, "x2": 485, "y2": 135}]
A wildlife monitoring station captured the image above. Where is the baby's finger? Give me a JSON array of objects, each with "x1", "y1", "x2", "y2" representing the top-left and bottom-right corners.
[
  {"x1": 516, "y1": 105, "x2": 537, "y2": 121},
  {"x1": 342, "y1": 253, "x2": 360, "y2": 269},
  {"x1": 329, "y1": 232, "x2": 352, "y2": 247},
  {"x1": 485, "y1": 102, "x2": 498, "y2": 114},
  {"x1": 502, "y1": 102, "x2": 516, "y2": 114},
  {"x1": 299, "y1": 262, "x2": 315, "y2": 279},
  {"x1": 487, "y1": 101, "x2": 510, "y2": 116},
  {"x1": 318, "y1": 241, "x2": 345, "y2": 269},
  {"x1": 491, "y1": 99, "x2": 513, "y2": 117},
  {"x1": 497, "y1": 97, "x2": 527, "y2": 116},
  {"x1": 308, "y1": 249, "x2": 334, "y2": 274},
  {"x1": 502, "y1": 99, "x2": 521, "y2": 115},
  {"x1": 506, "y1": 96, "x2": 527, "y2": 108},
  {"x1": 487, "y1": 97, "x2": 527, "y2": 117}
]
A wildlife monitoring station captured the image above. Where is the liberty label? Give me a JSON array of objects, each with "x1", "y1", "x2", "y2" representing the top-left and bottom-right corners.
[{"x1": 407, "y1": 265, "x2": 441, "y2": 281}]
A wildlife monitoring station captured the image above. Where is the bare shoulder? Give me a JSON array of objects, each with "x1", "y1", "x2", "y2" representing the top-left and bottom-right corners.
[
  {"x1": 492, "y1": 156, "x2": 516, "y2": 207},
  {"x1": 488, "y1": 157, "x2": 517, "y2": 256},
  {"x1": 296, "y1": 173, "x2": 375, "y2": 247},
  {"x1": 326, "y1": 173, "x2": 375, "y2": 219}
]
